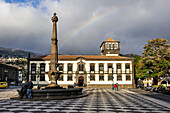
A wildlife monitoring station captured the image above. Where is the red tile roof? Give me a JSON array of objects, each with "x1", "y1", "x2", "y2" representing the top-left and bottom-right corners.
[
  {"x1": 29, "y1": 55, "x2": 133, "y2": 60},
  {"x1": 100, "y1": 37, "x2": 119, "y2": 47},
  {"x1": 106, "y1": 37, "x2": 117, "y2": 42}
]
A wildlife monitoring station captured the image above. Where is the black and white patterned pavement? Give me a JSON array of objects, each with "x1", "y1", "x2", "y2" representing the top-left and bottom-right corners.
[{"x1": 0, "y1": 88, "x2": 170, "y2": 113}]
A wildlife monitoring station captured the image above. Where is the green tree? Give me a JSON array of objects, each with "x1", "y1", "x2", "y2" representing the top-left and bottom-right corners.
[
  {"x1": 138, "y1": 38, "x2": 170, "y2": 83},
  {"x1": 134, "y1": 54, "x2": 142, "y2": 79}
]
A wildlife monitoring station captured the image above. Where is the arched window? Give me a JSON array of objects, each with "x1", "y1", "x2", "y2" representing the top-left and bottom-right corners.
[
  {"x1": 126, "y1": 64, "x2": 130, "y2": 69},
  {"x1": 31, "y1": 63, "x2": 36, "y2": 81},
  {"x1": 116, "y1": 64, "x2": 121, "y2": 73},
  {"x1": 99, "y1": 74, "x2": 104, "y2": 81},
  {"x1": 126, "y1": 75, "x2": 131, "y2": 81},
  {"x1": 90, "y1": 74, "x2": 95, "y2": 81},
  {"x1": 99, "y1": 64, "x2": 104, "y2": 72},
  {"x1": 67, "y1": 75, "x2": 72, "y2": 81},
  {"x1": 125, "y1": 64, "x2": 130, "y2": 73},
  {"x1": 108, "y1": 74, "x2": 113, "y2": 81},
  {"x1": 117, "y1": 64, "x2": 121, "y2": 69},
  {"x1": 31, "y1": 63, "x2": 36, "y2": 74},
  {"x1": 117, "y1": 75, "x2": 122, "y2": 81},
  {"x1": 58, "y1": 74, "x2": 64, "y2": 81},
  {"x1": 107, "y1": 44, "x2": 109, "y2": 49},
  {"x1": 108, "y1": 64, "x2": 112, "y2": 73},
  {"x1": 40, "y1": 63, "x2": 45, "y2": 73},
  {"x1": 40, "y1": 63, "x2": 45, "y2": 81},
  {"x1": 59, "y1": 64, "x2": 63, "y2": 71},
  {"x1": 78, "y1": 64, "x2": 84, "y2": 71},
  {"x1": 114, "y1": 44, "x2": 118, "y2": 49},
  {"x1": 111, "y1": 44, "x2": 113, "y2": 50},
  {"x1": 90, "y1": 64, "x2": 95, "y2": 72},
  {"x1": 68, "y1": 64, "x2": 72, "y2": 71}
]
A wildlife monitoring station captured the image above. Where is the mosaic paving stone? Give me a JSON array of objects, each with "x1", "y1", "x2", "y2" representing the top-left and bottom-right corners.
[{"x1": 0, "y1": 88, "x2": 170, "y2": 113}]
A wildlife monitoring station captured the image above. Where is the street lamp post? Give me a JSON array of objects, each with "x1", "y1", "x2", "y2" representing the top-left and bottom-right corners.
[
  {"x1": 112, "y1": 68, "x2": 114, "y2": 90},
  {"x1": 37, "y1": 67, "x2": 40, "y2": 89}
]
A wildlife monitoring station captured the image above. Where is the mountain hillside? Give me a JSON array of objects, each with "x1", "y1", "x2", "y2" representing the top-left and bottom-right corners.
[{"x1": 0, "y1": 47, "x2": 41, "y2": 58}]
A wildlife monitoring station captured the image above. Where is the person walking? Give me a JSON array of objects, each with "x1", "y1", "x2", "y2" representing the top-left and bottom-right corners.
[
  {"x1": 27, "y1": 80, "x2": 33, "y2": 99},
  {"x1": 114, "y1": 84, "x2": 117, "y2": 91},
  {"x1": 116, "y1": 83, "x2": 118, "y2": 91},
  {"x1": 74, "y1": 82, "x2": 76, "y2": 88},
  {"x1": 19, "y1": 81, "x2": 28, "y2": 99}
]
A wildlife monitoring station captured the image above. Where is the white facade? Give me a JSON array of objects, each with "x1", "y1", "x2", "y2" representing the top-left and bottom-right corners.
[
  {"x1": 29, "y1": 38, "x2": 135, "y2": 88},
  {"x1": 29, "y1": 56, "x2": 135, "y2": 88}
]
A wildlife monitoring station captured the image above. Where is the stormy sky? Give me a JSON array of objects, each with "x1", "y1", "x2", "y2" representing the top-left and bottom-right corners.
[{"x1": 0, "y1": 0, "x2": 170, "y2": 55}]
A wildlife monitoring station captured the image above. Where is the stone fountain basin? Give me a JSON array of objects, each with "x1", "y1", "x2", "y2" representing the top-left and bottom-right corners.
[
  {"x1": 33, "y1": 88, "x2": 83, "y2": 97},
  {"x1": 13, "y1": 88, "x2": 88, "y2": 101}
]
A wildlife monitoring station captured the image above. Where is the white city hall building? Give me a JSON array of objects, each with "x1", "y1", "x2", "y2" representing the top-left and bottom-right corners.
[{"x1": 29, "y1": 38, "x2": 135, "y2": 88}]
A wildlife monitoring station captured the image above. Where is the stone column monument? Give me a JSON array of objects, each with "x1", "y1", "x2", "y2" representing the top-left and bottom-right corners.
[
  {"x1": 48, "y1": 13, "x2": 62, "y2": 87},
  {"x1": 14, "y1": 13, "x2": 84, "y2": 100}
]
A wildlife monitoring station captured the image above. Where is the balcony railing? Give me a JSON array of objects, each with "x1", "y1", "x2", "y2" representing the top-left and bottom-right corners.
[
  {"x1": 90, "y1": 71, "x2": 95, "y2": 74},
  {"x1": 30, "y1": 70, "x2": 132, "y2": 75}
]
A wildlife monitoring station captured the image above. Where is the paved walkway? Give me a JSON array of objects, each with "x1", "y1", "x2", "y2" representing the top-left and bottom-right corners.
[
  {"x1": 0, "y1": 86, "x2": 20, "y2": 100},
  {"x1": 0, "y1": 88, "x2": 170, "y2": 113}
]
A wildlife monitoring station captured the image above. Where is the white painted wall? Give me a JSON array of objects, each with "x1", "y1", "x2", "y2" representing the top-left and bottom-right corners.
[{"x1": 30, "y1": 59, "x2": 133, "y2": 85}]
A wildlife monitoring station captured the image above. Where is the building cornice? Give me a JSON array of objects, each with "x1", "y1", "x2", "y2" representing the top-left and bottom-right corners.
[{"x1": 30, "y1": 55, "x2": 134, "y2": 61}]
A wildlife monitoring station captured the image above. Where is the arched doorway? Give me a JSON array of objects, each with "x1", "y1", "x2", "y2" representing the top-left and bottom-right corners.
[{"x1": 78, "y1": 76, "x2": 84, "y2": 86}]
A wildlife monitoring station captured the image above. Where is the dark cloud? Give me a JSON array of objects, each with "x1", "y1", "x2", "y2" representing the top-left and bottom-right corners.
[{"x1": 0, "y1": 0, "x2": 169, "y2": 56}]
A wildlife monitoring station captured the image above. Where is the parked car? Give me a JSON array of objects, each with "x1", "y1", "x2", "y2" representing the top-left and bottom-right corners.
[
  {"x1": 165, "y1": 86, "x2": 170, "y2": 94},
  {"x1": 152, "y1": 85, "x2": 159, "y2": 92},
  {"x1": 10, "y1": 81, "x2": 16, "y2": 85},
  {"x1": 144, "y1": 86, "x2": 153, "y2": 91},
  {"x1": 0, "y1": 82, "x2": 8, "y2": 88},
  {"x1": 157, "y1": 85, "x2": 166, "y2": 93}
]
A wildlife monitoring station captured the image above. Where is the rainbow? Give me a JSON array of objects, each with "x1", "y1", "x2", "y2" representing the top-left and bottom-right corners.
[{"x1": 59, "y1": 6, "x2": 121, "y2": 49}]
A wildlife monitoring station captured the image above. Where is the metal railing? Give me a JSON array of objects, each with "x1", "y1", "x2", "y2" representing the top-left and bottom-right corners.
[{"x1": 29, "y1": 70, "x2": 132, "y2": 76}]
